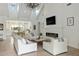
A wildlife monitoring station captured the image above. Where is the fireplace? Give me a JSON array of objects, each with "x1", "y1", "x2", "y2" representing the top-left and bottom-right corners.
[{"x1": 46, "y1": 32, "x2": 58, "y2": 38}]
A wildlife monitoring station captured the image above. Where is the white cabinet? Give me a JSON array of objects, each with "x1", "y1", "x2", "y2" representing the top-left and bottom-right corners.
[{"x1": 43, "y1": 37, "x2": 67, "y2": 55}]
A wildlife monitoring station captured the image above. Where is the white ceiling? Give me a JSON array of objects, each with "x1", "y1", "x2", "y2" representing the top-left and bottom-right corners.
[
  {"x1": 0, "y1": 3, "x2": 32, "y2": 20},
  {"x1": 0, "y1": 3, "x2": 43, "y2": 21},
  {"x1": 17, "y1": 3, "x2": 32, "y2": 19}
]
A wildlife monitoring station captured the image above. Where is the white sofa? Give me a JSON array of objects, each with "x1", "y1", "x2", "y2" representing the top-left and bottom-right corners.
[{"x1": 12, "y1": 33, "x2": 37, "y2": 55}]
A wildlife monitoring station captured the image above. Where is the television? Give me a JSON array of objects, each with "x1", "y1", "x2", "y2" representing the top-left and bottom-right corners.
[{"x1": 46, "y1": 16, "x2": 56, "y2": 25}]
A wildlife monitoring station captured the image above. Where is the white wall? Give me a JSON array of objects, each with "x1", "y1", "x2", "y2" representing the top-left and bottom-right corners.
[
  {"x1": 39, "y1": 3, "x2": 79, "y2": 49},
  {"x1": 63, "y1": 4, "x2": 79, "y2": 49},
  {"x1": 39, "y1": 3, "x2": 65, "y2": 37},
  {"x1": 0, "y1": 4, "x2": 8, "y2": 17}
]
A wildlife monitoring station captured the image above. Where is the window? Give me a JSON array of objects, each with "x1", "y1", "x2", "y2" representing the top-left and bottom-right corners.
[
  {"x1": 8, "y1": 3, "x2": 19, "y2": 12},
  {"x1": 8, "y1": 3, "x2": 19, "y2": 18}
]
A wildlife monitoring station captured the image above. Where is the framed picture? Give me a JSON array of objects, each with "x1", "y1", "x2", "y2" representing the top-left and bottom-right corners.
[{"x1": 67, "y1": 17, "x2": 74, "y2": 26}]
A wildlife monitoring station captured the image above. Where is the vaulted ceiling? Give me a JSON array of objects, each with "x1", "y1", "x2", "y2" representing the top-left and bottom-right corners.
[{"x1": 0, "y1": 3, "x2": 44, "y2": 20}]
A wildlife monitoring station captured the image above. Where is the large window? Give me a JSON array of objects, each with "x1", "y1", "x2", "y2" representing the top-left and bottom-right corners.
[
  {"x1": 8, "y1": 3, "x2": 19, "y2": 18},
  {"x1": 8, "y1": 3, "x2": 19, "y2": 12}
]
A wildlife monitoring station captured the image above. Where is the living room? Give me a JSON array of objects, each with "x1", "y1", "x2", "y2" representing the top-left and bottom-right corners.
[{"x1": 0, "y1": 3, "x2": 79, "y2": 57}]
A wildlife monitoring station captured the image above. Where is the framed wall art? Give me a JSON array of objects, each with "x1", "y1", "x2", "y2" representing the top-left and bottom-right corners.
[{"x1": 67, "y1": 17, "x2": 74, "y2": 26}]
